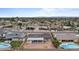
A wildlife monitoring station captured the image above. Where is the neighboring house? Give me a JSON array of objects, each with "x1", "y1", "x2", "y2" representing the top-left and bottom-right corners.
[
  {"x1": 50, "y1": 25, "x2": 61, "y2": 31},
  {"x1": 63, "y1": 26, "x2": 72, "y2": 30},
  {"x1": 76, "y1": 27, "x2": 79, "y2": 30},
  {"x1": 0, "y1": 28, "x2": 7, "y2": 37},
  {"x1": 3, "y1": 24, "x2": 13, "y2": 28},
  {"x1": 5, "y1": 31, "x2": 26, "y2": 41},
  {"x1": 54, "y1": 32, "x2": 79, "y2": 42},
  {"x1": 0, "y1": 28, "x2": 26, "y2": 41},
  {"x1": 39, "y1": 26, "x2": 49, "y2": 30},
  {"x1": 26, "y1": 26, "x2": 35, "y2": 30}
]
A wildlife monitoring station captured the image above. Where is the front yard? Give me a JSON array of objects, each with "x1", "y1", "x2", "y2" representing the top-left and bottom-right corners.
[{"x1": 23, "y1": 39, "x2": 55, "y2": 49}]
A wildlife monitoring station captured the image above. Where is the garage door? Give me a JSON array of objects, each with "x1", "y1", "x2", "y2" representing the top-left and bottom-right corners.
[
  {"x1": 62, "y1": 40, "x2": 73, "y2": 42},
  {"x1": 32, "y1": 40, "x2": 42, "y2": 43}
]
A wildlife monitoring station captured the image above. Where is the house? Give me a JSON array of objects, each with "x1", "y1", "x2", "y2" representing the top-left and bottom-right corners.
[
  {"x1": 26, "y1": 25, "x2": 35, "y2": 30},
  {"x1": 50, "y1": 25, "x2": 62, "y2": 31},
  {"x1": 0, "y1": 28, "x2": 7, "y2": 37},
  {"x1": 3, "y1": 24, "x2": 13, "y2": 28},
  {"x1": 5, "y1": 31, "x2": 26, "y2": 41},
  {"x1": 0, "y1": 28, "x2": 26, "y2": 41},
  {"x1": 54, "y1": 32, "x2": 79, "y2": 42},
  {"x1": 76, "y1": 27, "x2": 79, "y2": 30},
  {"x1": 39, "y1": 26, "x2": 49, "y2": 30},
  {"x1": 63, "y1": 26, "x2": 72, "y2": 30},
  {"x1": 27, "y1": 33, "x2": 44, "y2": 43},
  {"x1": 27, "y1": 33, "x2": 51, "y2": 43}
]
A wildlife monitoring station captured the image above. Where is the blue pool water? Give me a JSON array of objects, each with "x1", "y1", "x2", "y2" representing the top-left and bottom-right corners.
[
  {"x1": 60, "y1": 42, "x2": 79, "y2": 49},
  {"x1": 0, "y1": 42, "x2": 11, "y2": 48}
]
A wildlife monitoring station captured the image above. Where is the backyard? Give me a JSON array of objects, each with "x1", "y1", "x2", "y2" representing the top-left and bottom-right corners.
[{"x1": 10, "y1": 40, "x2": 22, "y2": 49}]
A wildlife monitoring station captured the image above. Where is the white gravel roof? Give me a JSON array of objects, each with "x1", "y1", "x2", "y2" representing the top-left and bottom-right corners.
[{"x1": 27, "y1": 38, "x2": 44, "y2": 40}]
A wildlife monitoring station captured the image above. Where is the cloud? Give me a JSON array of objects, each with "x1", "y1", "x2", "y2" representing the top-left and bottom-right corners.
[
  {"x1": 30, "y1": 8, "x2": 79, "y2": 17},
  {"x1": 31, "y1": 8, "x2": 56, "y2": 17},
  {"x1": 0, "y1": 8, "x2": 79, "y2": 17}
]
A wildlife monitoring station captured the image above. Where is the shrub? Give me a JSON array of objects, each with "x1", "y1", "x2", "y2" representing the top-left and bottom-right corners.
[
  {"x1": 0, "y1": 39, "x2": 5, "y2": 42},
  {"x1": 10, "y1": 41, "x2": 22, "y2": 49},
  {"x1": 52, "y1": 37, "x2": 61, "y2": 48}
]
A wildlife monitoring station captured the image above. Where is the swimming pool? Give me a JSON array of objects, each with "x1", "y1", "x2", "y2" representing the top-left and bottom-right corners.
[
  {"x1": 0, "y1": 42, "x2": 11, "y2": 49},
  {"x1": 60, "y1": 42, "x2": 79, "y2": 49}
]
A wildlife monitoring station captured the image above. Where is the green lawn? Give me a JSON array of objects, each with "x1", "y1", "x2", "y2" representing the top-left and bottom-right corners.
[{"x1": 10, "y1": 41, "x2": 22, "y2": 48}]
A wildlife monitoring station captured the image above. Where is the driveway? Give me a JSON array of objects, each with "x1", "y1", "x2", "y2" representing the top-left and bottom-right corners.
[{"x1": 23, "y1": 39, "x2": 56, "y2": 49}]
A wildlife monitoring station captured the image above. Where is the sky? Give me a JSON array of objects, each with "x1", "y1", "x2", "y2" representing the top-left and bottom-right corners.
[{"x1": 0, "y1": 8, "x2": 79, "y2": 17}]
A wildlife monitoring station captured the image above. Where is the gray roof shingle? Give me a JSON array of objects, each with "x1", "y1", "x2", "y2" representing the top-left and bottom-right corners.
[{"x1": 5, "y1": 31, "x2": 25, "y2": 39}]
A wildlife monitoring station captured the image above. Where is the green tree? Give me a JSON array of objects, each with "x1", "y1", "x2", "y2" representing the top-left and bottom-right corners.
[
  {"x1": 52, "y1": 37, "x2": 61, "y2": 48},
  {"x1": 71, "y1": 22, "x2": 76, "y2": 30},
  {"x1": 18, "y1": 23, "x2": 22, "y2": 29}
]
